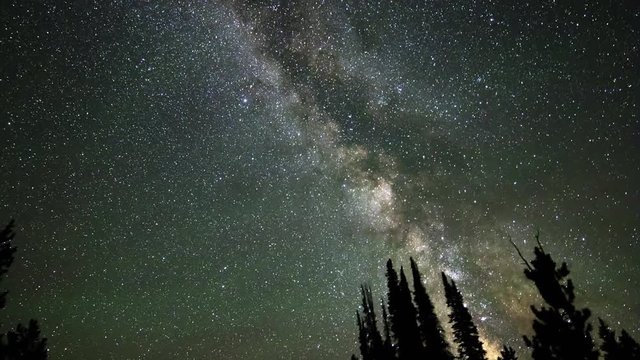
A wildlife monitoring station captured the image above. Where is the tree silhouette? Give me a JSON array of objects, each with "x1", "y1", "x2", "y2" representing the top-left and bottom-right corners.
[
  {"x1": 0, "y1": 220, "x2": 48, "y2": 360},
  {"x1": 385, "y1": 260, "x2": 422, "y2": 359},
  {"x1": 352, "y1": 252, "x2": 639, "y2": 360},
  {"x1": 514, "y1": 233, "x2": 598, "y2": 360},
  {"x1": 0, "y1": 320, "x2": 47, "y2": 360},
  {"x1": 598, "y1": 318, "x2": 640, "y2": 360},
  {"x1": 410, "y1": 258, "x2": 453, "y2": 360},
  {"x1": 356, "y1": 284, "x2": 385, "y2": 360},
  {"x1": 380, "y1": 298, "x2": 393, "y2": 359},
  {"x1": 355, "y1": 259, "x2": 459, "y2": 360},
  {"x1": 441, "y1": 272, "x2": 486, "y2": 360},
  {"x1": 398, "y1": 267, "x2": 423, "y2": 358},
  {"x1": 0, "y1": 220, "x2": 17, "y2": 310},
  {"x1": 497, "y1": 345, "x2": 517, "y2": 360}
]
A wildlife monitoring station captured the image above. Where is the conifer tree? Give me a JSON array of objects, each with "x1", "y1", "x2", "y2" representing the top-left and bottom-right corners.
[
  {"x1": 386, "y1": 260, "x2": 422, "y2": 359},
  {"x1": 497, "y1": 345, "x2": 517, "y2": 360},
  {"x1": 514, "y1": 233, "x2": 598, "y2": 360},
  {"x1": 398, "y1": 268, "x2": 422, "y2": 358},
  {"x1": 598, "y1": 318, "x2": 640, "y2": 360},
  {"x1": 618, "y1": 332, "x2": 640, "y2": 360},
  {"x1": 0, "y1": 320, "x2": 47, "y2": 360},
  {"x1": 356, "y1": 284, "x2": 385, "y2": 360},
  {"x1": 0, "y1": 220, "x2": 48, "y2": 360},
  {"x1": 385, "y1": 259, "x2": 401, "y2": 354},
  {"x1": 410, "y1": 258, "x2": 453, "y2": 360},
  {"x1": 441, "y1": 272, "x2": 487, "y2": 360},
  {"x1": 0, "y1": 220, "x2": 17, "y2": 309},
  {"x1": 357, "y1": 313, "x2": 368, "y2": 360},
  {"x1": 380, "y1": 299, "x2": 393, "y2": 359}
]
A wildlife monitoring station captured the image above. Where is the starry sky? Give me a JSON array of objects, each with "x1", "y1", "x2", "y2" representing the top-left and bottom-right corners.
[{"x1": 1, "y1": 1, "x2": 639, "y2": 359}]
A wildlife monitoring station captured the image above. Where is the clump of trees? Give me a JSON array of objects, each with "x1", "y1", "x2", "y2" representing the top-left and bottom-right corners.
[
  {"x1": 0, "y1": 220, "x2": 48, "y2": 360},
  {"x1": 352, "y1": 233, "x2": 640, "y2": 360}
]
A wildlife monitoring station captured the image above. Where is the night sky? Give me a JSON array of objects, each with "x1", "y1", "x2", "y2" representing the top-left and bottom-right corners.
[{"x1": 1, "y1": 1, "x2": 639, "y2": 359}]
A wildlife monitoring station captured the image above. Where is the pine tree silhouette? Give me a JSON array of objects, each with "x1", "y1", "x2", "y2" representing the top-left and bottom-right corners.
[
  {"x1": 513, "y1": 233, "x2": 598, "y2": 360},
  {"x1": 385, "y1": 260, "x2": 423, "y2": 359},
  {"x1": 380, "y1": 299, "x2": 393, "y2": 359},
  {"x1": 497, "y1": 345, "x2": 517, "y2": 360},
  {"x1": 409, "y1": 258, "x2": 453, "y2": 360},
  {"x1": 0, "y1": 220, "x2": 17, "y2": 310},
  {"x1": 441, "y1": 272, "x2": 487, "y2": 360},
  {"x1": 385, "y1": 259, "x2": 401, "y2": 351},
  {"x1": 398, "y1": 267, "x2": 423, "y2": 358},
  {"x1": 356, "y1": 284, "x2": 385, "y2": 360},
  {"x1": 598, "y1": 318, "x2": 640, "y2": 360},
  {"x1": 0, "y1": 320, "x2": 47, "y2": 360},
  {"x1": 0, "y1": 220, "x2": 48, "y2": 360},
  {"x1": 352, "y1": 247, "x2": 640, "y2": 360}
]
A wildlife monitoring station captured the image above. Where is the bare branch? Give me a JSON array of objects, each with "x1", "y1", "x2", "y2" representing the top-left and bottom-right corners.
[
  {"x1": 535, "y1": 229, "x2": 545, "y2": 254},
  {"x1": 509, "y1": 235, "x2": 533, "y2": 271}
]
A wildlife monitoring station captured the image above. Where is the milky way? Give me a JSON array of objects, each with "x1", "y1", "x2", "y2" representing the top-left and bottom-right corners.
[{"x1": 1, "y1": 1, "x2": 639, "y2": 359}]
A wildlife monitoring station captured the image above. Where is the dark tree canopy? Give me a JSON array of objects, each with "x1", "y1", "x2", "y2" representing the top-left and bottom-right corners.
[
  {"x1": 518, "y1": 234, "x2": 598, "y2": 360},
  {"x1": 0, "y1": 220, "x2": 48, "y2": 360},
  {"x1": 410, "y1": 258, "x2": 453, "y2": 360},
  {"x1": 380, "y1": 298, "x2": 392, "y2": 359},
  {"x1": 0, "y1": 220, "x2": 17, "y2": 310},
  {"x1": 441, "y1": 272, "x2": 487, "y2": 360},
  {"x1": 356, "y1": 284, "x2": 385, "y2": 360},
  {"x1": 395, "y1": 267, "x2": 422, "y2": 359},
  {"x1": 354, "y1": 259, "x2": 454, "y2": 360},
  {"x1": 384, "y1": 260, "x2": 423, "y2": 359},
  {"x1": 384, "y1": 259, "x2": 400, "y2": 347},
  {"x1": 0, "y1": 320, "x2": 48, "y2": 360},
  {"x1": 352, "y1": 244, "x2": 640, "y2": 360},
  {"x1": 497, "y1": 345, "x2": 518, "y2": 360},
  {"x1": 598, "y1": 318, "x2": 640, "y2": 360}
]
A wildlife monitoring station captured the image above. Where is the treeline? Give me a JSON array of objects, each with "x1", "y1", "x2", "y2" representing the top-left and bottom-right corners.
[
  {"x1": 0, "y1": 221, "x2": 48, "y2": 360},
  {"x1": 352, "y1": 234, "x2": 640, "y2": 360}
]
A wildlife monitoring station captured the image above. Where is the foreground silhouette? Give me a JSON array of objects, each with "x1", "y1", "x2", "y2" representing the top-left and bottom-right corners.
[
  {"x1": 441, "y1": 272, "x2": 486, "y2": 360},
  {"x1": 0, "y1": 220, "x2": 47, "y2": 360},
  {"x1": 351, "y1": 234, "x2": 639, "y2": 360},
  {"x1": 599, "y1": 319, "x2": 640, "y2": 360},
  {"x1": 354, "y1": 258, "x2": 490, "y2": 360},
  {"x1": 410, "y1": 259, "x2": 452, "y2": 360},
  {"x1": 515, "y1": 233, "x2": 598, "y2": 360}
]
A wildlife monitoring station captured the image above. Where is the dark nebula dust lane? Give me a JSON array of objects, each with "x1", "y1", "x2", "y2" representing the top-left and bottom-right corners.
[{"x1": 1, "y1": 1, "x2": 639, "y2": 359}]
